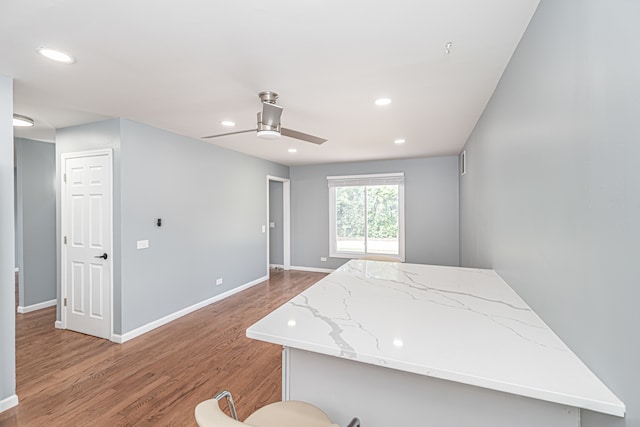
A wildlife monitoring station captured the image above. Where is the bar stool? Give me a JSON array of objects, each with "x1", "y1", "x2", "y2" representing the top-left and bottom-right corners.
[{"x1": 195, "y1": 390, "x2": 360, "y2": 427}]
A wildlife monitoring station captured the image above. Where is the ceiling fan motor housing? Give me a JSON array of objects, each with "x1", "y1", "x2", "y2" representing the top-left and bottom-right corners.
[
  {"x1": 257, "y1": 112, "x2": 281, "y2": 139},
  {"x1": 257, "y1": 94, "x2": 284, "y2": 139},
  {"x1": 258, "y1": 91, "x2": 279, "y2": 104},
  {"x1": 257, "y1": 112, "x2": 280, "y2": 131}
]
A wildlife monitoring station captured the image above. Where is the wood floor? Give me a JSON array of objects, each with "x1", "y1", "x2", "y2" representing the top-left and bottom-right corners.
[{"x1": 0, "y1": 269, "x2": 326, "y2": 426}]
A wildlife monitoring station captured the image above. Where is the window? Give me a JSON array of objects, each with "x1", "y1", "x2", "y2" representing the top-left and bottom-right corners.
[{"x1": 328, "y1": 173, "x2": 404, "y2": 260}]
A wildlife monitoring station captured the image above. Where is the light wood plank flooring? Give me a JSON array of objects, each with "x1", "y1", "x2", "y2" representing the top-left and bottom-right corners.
[{"x1": 0, "y1": 269, "x2": 325, "y2": 426}]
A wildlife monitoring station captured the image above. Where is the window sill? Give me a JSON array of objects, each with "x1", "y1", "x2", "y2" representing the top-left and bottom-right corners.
[{"x1": 330, "y1": 252, "x2": 404, "y2": 262}]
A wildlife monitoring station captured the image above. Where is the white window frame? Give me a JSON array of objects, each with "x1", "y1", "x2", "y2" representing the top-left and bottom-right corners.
[{"x1": 328, "y1": 173, "x2": 405, "y2": 261}]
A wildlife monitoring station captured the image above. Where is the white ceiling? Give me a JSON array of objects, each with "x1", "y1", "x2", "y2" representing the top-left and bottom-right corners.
[{"x1": 1, "y1": 0, "x2": 539, "y2": 166}]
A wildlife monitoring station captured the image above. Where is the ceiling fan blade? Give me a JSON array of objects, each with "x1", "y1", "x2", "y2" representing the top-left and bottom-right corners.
[
  {"x1": 281, "y1": 128, "x2": 327, "y2": 145},
  {"x1": 261, "y1": 102, "x2": 283, "y2": 127},
  {"x1": 201, "y1": 129, "x2": 256, "y2": 139}
]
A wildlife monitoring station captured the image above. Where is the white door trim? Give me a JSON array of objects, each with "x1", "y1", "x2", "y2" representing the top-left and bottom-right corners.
[
  {"x1": 266, "y1": 175, "x2": 291, "y2": 274},
  {"x1": 60, "y1": 148, "x2": 114, "y2": 340}
]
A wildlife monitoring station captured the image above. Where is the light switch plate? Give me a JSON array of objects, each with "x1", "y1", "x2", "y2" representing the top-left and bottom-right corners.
[
  {"x1": 137, "y1": 240, "x2": 149, "y2": 249},
  {"x1": 269, "y1": 222, "x2": 275, "y2": 228}
]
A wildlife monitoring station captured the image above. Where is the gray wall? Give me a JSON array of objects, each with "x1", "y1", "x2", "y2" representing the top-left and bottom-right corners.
[
  {"x1": 269, "y1": 180, "x2": 284, "y2": 266},
  {"x1": 56, "y1": 118, "x2": 290, "y2": 334},
  {"x1": 0, "y1": 74, "x2": 16, "y2": 407},
  {"x1": 118, "y1": 119, "x2": 288, "y2": 333},
  {"x1": 291, "y1": 157, "x2": 459, "y2": 270},
  {"x1": 459, "y1": 1, "x2": 639, "y2": 426},
  {"x1": 14, "y1": 138, "x2": 56, "y2": 307},
  {"x1": 56, "y1": 119, "x2": 122, "y2": 329}
]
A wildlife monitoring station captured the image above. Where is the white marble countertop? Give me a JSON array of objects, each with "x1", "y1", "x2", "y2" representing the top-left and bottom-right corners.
[{"x1": 247, "y1": 260, "x2": 625, "y2": 417}]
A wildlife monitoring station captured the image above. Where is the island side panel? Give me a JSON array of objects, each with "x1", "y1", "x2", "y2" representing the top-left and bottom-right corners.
[{"x1": 287, "y1": 348, "x2": 579, "y2": 427}]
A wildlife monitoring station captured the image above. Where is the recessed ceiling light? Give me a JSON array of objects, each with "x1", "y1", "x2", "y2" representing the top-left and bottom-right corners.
[
  {"x1": 288, "y1": 148, "x2": 297, "y2": 153},
  {"x1": 374, "y1": 98, "x2": 392, "y2": 106},
  {"x1": 221, "y1": 120, "x2": 235, "y2": 127},
  {"x1": 393, "y1": 338, "x2": 404, "y2": 348},
  {"x1": 375, "y1": 98, "x2": 391, "y2": 105},
  {"x1": 37, "y1": 47, "x2": 76, "y2": 64},
  {"x1": 394, "y1": 138, "x2": 406, "y2": 144},
  {"x1": 13, "y1": 114, "x2": 34, "y2": 127}
]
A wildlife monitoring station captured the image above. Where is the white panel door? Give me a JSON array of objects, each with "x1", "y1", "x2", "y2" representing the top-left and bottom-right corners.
[{"x1": 63, "y1": 151, "x2": 112, "y2": 339}]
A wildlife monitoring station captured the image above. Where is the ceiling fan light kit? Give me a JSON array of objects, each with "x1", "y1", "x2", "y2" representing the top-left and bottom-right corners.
[
  {"x1": 202, "y1": 91, "x2": 327, "y2": 145},
  {"x1": 257, "y1": 130, "x2": 280, "y2": 139}
]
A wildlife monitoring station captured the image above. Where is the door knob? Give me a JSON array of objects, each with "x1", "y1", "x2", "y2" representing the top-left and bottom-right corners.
[{"x1": 94, "y1": 253, "x2": 108, "y2": 260}]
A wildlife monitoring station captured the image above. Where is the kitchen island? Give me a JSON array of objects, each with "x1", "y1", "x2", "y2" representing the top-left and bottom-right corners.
[{"x1": 247, "y1": 260, "x2": 624, "y2": 426}]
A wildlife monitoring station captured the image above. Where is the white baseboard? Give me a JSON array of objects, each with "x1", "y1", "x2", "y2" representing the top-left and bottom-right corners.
[
  {"x1": 290, "y1": 265, "x2": 335, "y2": 274},
  {"x1": 17, "y1": 299, "x2": 56, "y2": 314},
  {"x1": 0, "y1": 394, "x2": 19, "y2": 413},
  {"x1": 112, "y1": 274, "x2": 270, "y2": 344},
  {"x1": 54, "y1": 320, "x2": 63, "y2": 329}
]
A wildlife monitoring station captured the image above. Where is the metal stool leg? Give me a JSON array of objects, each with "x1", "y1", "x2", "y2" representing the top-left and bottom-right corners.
[{"x1": 214, "y1": 390, "x2": 238, "y2": 421}]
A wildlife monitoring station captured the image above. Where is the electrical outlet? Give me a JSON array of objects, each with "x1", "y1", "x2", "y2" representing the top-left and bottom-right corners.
[
  {"x1": 136, "y1": 240, "x2": 149, "y2": 249},
  {"x1": 216, "y1": 278, "x2": 223, "y2": 286},
  {"x1": 320, "y1": 257, "x2": 327, "y2": 262}
]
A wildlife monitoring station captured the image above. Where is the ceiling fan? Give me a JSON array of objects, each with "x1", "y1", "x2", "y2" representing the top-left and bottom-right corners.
[{"x1": 202, "y1": 91, "x2": 327, "y2": 145}]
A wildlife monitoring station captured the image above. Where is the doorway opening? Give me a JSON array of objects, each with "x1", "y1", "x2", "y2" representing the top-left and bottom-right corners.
[{"x1": 267, "y1": 175, "x2": 290, "y2": 276}]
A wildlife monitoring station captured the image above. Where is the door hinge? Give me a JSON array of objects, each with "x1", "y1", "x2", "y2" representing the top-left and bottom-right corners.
[
  {"x1": 64, "y1": 298, "x2": 67, "y2": 307},
  {"x1": 64, "y1": 236, "x2": 67, "y2": 245},
  {"x1": 64, "y1": 173, "x2": 67, "y2": 183}
]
